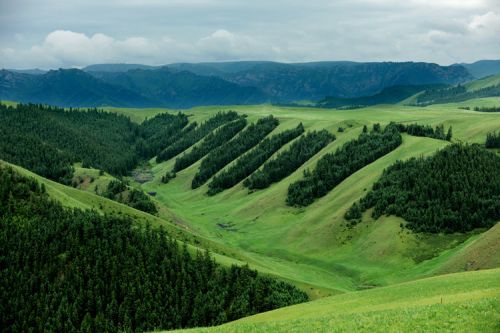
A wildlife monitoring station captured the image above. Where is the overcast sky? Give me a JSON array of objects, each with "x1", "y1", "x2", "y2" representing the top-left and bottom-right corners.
[{"x1": 1, "y1": 0, "x2": 499, "y2": 69}]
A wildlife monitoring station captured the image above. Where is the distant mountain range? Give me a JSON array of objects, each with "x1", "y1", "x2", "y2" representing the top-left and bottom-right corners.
[
  {"x1": 460, "y1": 60, "x2": 500, "y2": 79},
  {"x1": 2, "y1": 60, "x2": 498, "y2": 108}
]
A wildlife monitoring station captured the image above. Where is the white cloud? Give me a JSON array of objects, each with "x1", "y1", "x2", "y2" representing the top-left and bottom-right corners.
[
  {"x1": 1, "y1": 1, "x2": 499, "y2": 68},
  {"x1": 0, "y1": 29, "x2": 283, "y2": 69}
]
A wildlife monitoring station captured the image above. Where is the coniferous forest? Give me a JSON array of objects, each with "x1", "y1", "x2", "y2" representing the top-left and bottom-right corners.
[
  {"x1": 345, "y1": 144, "x2": 500, "y2": 233},
  {"x1": 486, "y1": 131, "x2": 500, "y2": 148},
  {"x1": 0, "y1": 103, "x2": 194, "y2": 181},
  {"x1": 207, "y1": 123, "x2": 305, "y2": 195},
  {"x1": 174, "y1": 118, "x2": 247, "y2": 172},
  {"x1": 191, "y1": 116, "x2": 280, "y2": 188},
  {"x1": 0, "y1": 166, "x2": 308, "y2": 332},
  {"x1": 415, "y1": 84, "x2": 500, "y2": 105},
  {"x1": 103, "y1": 180, "x2": 158, "y2": 215},
  {"x1": 244, "y1": 130, "x2": 335, "y2": 190},
  {"x1": 156, "y1": 111, "x2": 240, "y2": 163},
  {"x1": 286, "y1": 124, "x2": 402, "y2": 206},
  {"x1": 395, "y1": 123, "x2": 452, "y2": 141}
]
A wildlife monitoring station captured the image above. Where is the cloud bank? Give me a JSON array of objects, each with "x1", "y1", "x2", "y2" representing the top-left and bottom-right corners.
[{"x1": 1, "y1": 0, "x2": 499, "y2": 69}]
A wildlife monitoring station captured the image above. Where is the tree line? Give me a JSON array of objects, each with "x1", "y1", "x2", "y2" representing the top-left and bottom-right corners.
[
  {"x1": 345, "y1": 144, "x2": 500, "y2": 233},
  {"x1": 156, "y1": 111, "x2": 241, "y2": 163},
  {"x1": 136, "y1": 112, "x2": 188, "y2": 158},
  {"x1": 0, "y1": 103, "x2": 196, "y2": 183},
  {"x1": 416, "y1": 84, "x2": 500, "y2": 105},
  {"x1": 0, "y1": 166, "x2": 308, "y2": 332},
  {"x1": 103, "y1": 179, "x2": 158, "y2": 215},
  {"x1": 244, "y1": 130, "x2": 335, "y2": 190},
  {"x1": 287, "y1": 124, "x2": 402, "y2": 206},
  {"x1": 192, "y1": 116, "x2": 280, "y2": 189},
  {"x1": 174, "y1": 118, "x2": 247, "y2": 172},
  {"x1": 459, "y1": 106, "x2": 500, "y2": 112},
  {"x1": 207, "y1": 124, "x2": 305, "y2": 195},
  {"x1": 395, "y1": 123, "x2": 452, "y2": 141},
  {"x1": 486, "y1": 131, "x2": 500, "y2": 148}
]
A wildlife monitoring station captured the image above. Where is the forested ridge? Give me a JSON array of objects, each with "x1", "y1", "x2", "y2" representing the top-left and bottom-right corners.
[
  {"x1": 0, "y1": 166, "x2": 308, "y2": 332},
  {"x1": 136, "y1": 112, "x2": 188, "y2": 158},
  {"x1": 396, "y1": 123, "x2": 452, "y2": 141},
  {"x1": 174, "y1": 118, "x2": 247, "y2": 172},
  {"x1": 156, "y1": 111, "x2": 241, "y2": 163},
  {"x1": 415, "y1": 84, "x2": 500, "y2": 105},
  {"x1": 287, "y1": 124, "x2": 402, "y2": 206},
  {"x1": 244, "y1": 130, "x2": 335, "y2": 190},
  {"x1": 345, "y1": 144, "x2": 500, "y2": 233},
  {"x1": 192, "y1": 116, "x2": 280, "y2": 189},
  {"x1": 103, "y1": 179, "x2": 158, "y2": 215},
  {"x1": 0, "y1": 103, "x2": 191, "y2": 181},
  {"x1": 207, "y1": 123, "x2": 305, "y2": 195}
]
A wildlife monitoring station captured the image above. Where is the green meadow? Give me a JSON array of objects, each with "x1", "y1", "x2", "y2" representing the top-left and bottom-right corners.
[
  {"x1": 102, "y1": 98, "x2": 500, "y2": 297},
  {"x1": 2, "y1": 95, "x2": 499, "y2": 332}
]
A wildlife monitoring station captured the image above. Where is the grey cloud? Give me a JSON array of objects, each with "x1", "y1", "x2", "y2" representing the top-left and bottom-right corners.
[{"x1": 0, "y1": 0, "x2": 499, "y2": 69}]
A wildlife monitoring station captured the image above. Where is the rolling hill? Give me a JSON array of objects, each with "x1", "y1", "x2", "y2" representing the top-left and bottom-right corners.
[
  {"x1": 90, "y1": 68, "x2": 268, "y2": 108},
  {"x1": 1, "y1": 82, "x2": 500, "y2": 331},
  {"x1": 1, "y1": 61, "x2": 475, "y2": 108},
  {"x1": 413, "y1": 74, "x2": 500, "y2": 105},
  {"x1": 316, "y1": 84, "x2": 445, "y2": 108},
  {"x1": 461, "y1": 60, "x2": 500, "y2": 78},
  {"x1": 0, "y1": 68, "x2": 155, "y2": 107},
  {"x1": 169, "y1": 269, "x2": 500, "y2": 333},
  {"x1": 165, "y1": 61, "x2": 472, "y2": 101}
]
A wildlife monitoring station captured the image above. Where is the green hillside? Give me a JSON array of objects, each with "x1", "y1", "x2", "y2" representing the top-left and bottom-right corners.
[
  {"x1": 168, "y1": 269, "x2": 500, "y2": 333},
  {"x1": 2, "y1": 98, "x2": 500, "y2": 331},
  {"x1": 100, "y1": 101, "x2": 500, "y2": 297},
  {"x1": 411, "y1": 75, "x2": 500, "y2": 105},
  {"x1": 466, "y1": 74, "x2": 500, "y2": 91}
]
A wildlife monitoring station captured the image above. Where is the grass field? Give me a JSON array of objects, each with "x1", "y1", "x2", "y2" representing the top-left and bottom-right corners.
[
  {"x1": 2, "y1": 95, "x2": 499, "y2": 331},
  {"x1": 466, "y1": 74, "x2": 500, "y2": 91},
  {"x1": 98, "y1": 98, "x2": 500, "y2": 297},
  {"x1": 167, "y1": 269, "x2": 500, "y2": 333}
]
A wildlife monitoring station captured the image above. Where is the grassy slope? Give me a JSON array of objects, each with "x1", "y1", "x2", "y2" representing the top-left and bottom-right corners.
[
  {"x1": 169, "y1": 269, "x2": 500, "y2": 333},
  {"x1": 466, "y1": 74, "x2": 500, "y2": 91},
  {"x1": 0, "y1": 160, "x2": 249, "y2": 268},
  {"x1": 101, "y1": 102, "x2": 500, "y2": 298}
]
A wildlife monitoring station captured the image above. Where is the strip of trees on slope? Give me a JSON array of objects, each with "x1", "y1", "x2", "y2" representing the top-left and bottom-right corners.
[
  {"x1": 207, "y1": 123, "x2": 305, "y2": 195},
  {"x1": 287, "y1": 124, "x2": 402, "y2": 206},
  {"x1": 244, "y1": 130, "x2": 335, "y2": 190},
  {"x1": 156, "y1": 111, "x2": 241, "y2": 163},
  {"x1": 192, "y1": 116, "x2": 280, "y2": 189},
  {"x1": 173, "y1": 118, "x2": 247, "y2": 172}
]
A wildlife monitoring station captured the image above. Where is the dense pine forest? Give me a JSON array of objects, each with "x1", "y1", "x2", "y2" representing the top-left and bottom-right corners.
[
  {"x1": 0, "y1": 103, "x2": 194, "y2": 181},
  {"x1": 156, "y1": 111, "x2": 241, "y2": 163},
  {"x1": 345, "y1": 144, "x2": 500, "y2": 233},
  {"x1": 174, "y1": 118, "x2": 247, "y2": 172},
  {"x1": 0, "y1": 166, "x2": 308, "y2": 332},
  {"x1": 287, "y1": 124, "x2": 402, "y2": 206},
  {"x1": 244, "y1": 130, "x2": 335, "y2": 190},
  {"x1": 207, "y1": 124, "x2": 305, "y2": 195},
  {"x1": 192, "y1": 116, "x2": 280, "y2": 188},
  {"x1": 136, "y1": 112, "x2": 188, "y2": 158},
  {"x1": 396, "y1": 123, "x2": 452, "y2": 141},
  {"x1": 103, "y1": 180, "x2": 158, "y2": 215},
  {"x1": 486, "y1": 131, "x2": 500, "y2": 148}
]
